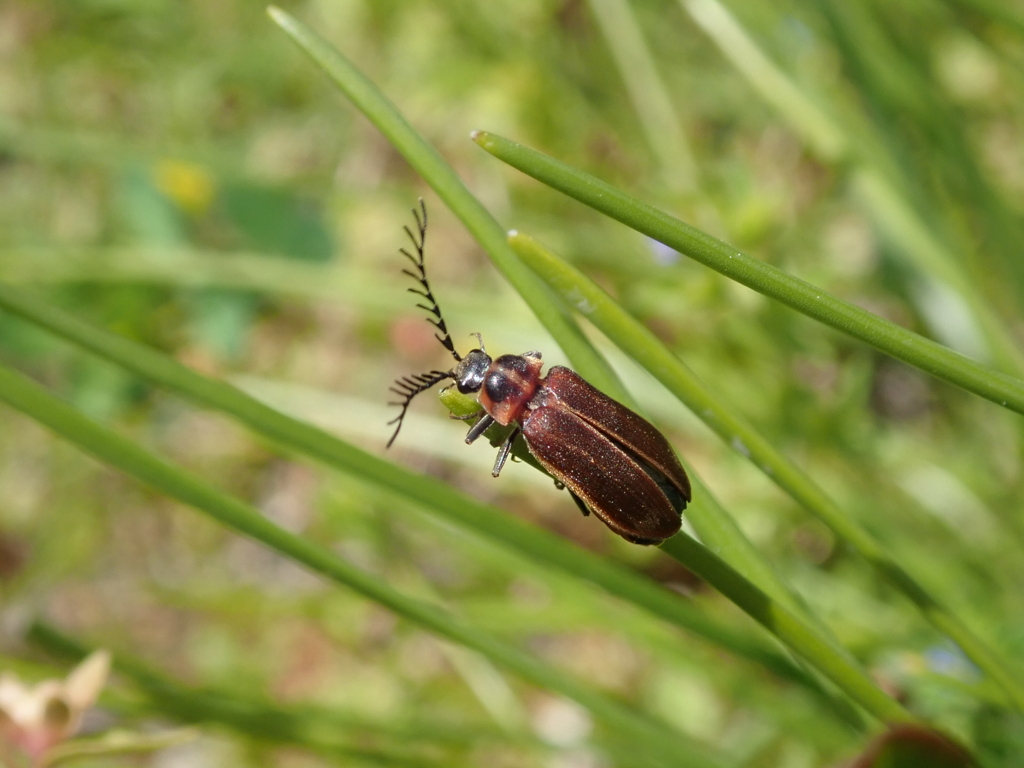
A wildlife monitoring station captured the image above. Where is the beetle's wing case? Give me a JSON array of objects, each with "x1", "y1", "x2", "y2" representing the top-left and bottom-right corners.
[
  {"x1": 521, "y1": 405, "x2": 682, "y2": 544},
  {"x1": 539, "y1": 367, "x2": 691, "y2": 507}
]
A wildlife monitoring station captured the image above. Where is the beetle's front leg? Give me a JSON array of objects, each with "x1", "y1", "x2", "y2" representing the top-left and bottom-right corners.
[{"x1": 465, "y1": 413, "x2": 495, "y2": 444}]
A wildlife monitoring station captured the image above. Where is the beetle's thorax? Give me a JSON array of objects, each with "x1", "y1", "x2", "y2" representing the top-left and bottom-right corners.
[{"x1": 478, "y1": 353, "x2": 544, "y2": 426}]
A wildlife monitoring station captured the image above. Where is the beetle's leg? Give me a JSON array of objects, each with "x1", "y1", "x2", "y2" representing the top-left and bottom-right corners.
[
  {"x1": 465, "y1": 414, "x2": 495, "y2": 444},
  {"x1": 568, "y1": 491, "x2": 591, "y2": 517},
  {"x1": 492, "y1": 427, "x2": 521, "y2": 477}
]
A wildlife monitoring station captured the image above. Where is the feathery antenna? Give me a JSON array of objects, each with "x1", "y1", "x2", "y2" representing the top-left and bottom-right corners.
[
  {"x1": 387, "y1": 200, "x2": 462, "y2": 448},
  {"x1": 386, "y1": 369, "x2": 453, "y2": 448},
  {"x1": 400, "y1": 199, "x2": 461, "y2": 362}
]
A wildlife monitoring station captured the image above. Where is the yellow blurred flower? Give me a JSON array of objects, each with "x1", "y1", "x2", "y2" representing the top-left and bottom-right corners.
[{"x1": 154, "y1": 159, "x2": 215, "y2": 214}]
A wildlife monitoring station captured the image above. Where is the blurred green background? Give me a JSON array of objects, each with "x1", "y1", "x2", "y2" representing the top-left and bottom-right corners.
[{"x1": 1, "y1": 0, "x2": 1024, "y2": 765}]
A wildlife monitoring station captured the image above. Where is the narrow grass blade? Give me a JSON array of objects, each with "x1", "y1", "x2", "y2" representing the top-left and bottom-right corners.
[
  {"x1": 472, "y1": 131, "x2": 1024, "y2": 419},
  {"x1": 683, "y1": 0, "x2": 847, "y2": 162},
  {"x1": 266, "y1": 5, "x2": 620, "y2": 393},
  {"x1": 505, "y1": 229, "x2": 1024, "y2": 712},
  {"x1": 659, "y1": 532, "x2": 918, "y2": 727},
  {"x1": 43, "y1": 729, "x2": 199, "y2": 768},
  {"x1": 669, "y1": 472, "x2": 871, "y2": 728},
  {"x1": 29, "y1": 622, "x2": 536, "y2": 763},
  {"x1": 681, "y1": 0, "x2": 1024, "y2": 375},
  {"x1": 0, "y1": 361, "x2": 722, "y2": 768},
  {"x1": 586, "y1": 0, "x2": 698, "y2": 192},
  {"x1": 848, "y1": 168, "x2": 1024, "y2": 374},
  {"x1": 0, "y1": 245, "x2": 355, "y2": 300}
]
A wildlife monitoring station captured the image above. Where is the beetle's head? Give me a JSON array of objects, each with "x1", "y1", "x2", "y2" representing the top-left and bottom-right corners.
[{"x1": 452, "y1": 349, "x2": 492, "y2": 394}]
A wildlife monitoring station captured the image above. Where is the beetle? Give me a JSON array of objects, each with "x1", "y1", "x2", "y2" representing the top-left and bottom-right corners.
[{"x1": 386, "y1": 200, "x2": 690, "y2": 545}]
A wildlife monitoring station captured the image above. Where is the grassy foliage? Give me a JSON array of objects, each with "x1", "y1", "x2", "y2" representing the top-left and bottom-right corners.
[{"x1": 1, "y1": 0, "x2": 1023, "y2": 766}]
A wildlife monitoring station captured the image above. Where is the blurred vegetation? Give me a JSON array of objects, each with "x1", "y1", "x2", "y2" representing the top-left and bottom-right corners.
[{"x1": 1, "y1": 0, "x2": 1023, "y2": 766}]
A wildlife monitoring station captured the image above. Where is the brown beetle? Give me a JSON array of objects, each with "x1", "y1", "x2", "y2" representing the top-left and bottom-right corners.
[{"x1": 387, "y1": 201, "x2": 690, "y2": 545}]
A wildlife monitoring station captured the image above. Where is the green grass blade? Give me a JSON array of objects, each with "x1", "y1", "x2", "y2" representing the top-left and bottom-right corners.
[
  {"x1": 667, "y1": 472, "x2": 871, "y2": 728},
  {"x1": 847, "y1": 168, "x2": 1024, "y2": 374},
  {"x1": 658, "y1": 533, "x2": 917, "y2": 727},
  {"x1": 0, "y1": 361, "x2": 721, "y2": 768},
  {"x1": 472, "y1": 131, "x2": 1024, "y2": 418},
  {"x1": 586, "y1": 0, "x2": 698, "y2": 192},
  {"x1": 0, "y1": 245, "x2": 356, "y2": 300},
  {"x1": 266, "y1": 5, "x2": 620, "y2": 393},
  {"x1": 0, "y1": 287, "x2": 811, "y2": 698},
  {"x1": 683, "y1": 0, "x2": 847, "y2": 162},
  {"x1": 505, "y1": 229, "x2": 1024, "y2": 713},
  {"x1": 43, "y1": 730, "x2": 199, "y2": 768},
  {"x1": 682, "y1": 0, "x2": 1024, "y2": 375},
  {"x1": 950, "y1": 0, "x2": 1024, "y2": 34},
  {"x1": 29, "y1": 622, "x2": 534, "y2": 763}
]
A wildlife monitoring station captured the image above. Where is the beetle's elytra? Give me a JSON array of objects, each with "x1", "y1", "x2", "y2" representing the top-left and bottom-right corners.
[{"x1": 386, "y1": 200, "x2": 690, "y2": 545}]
